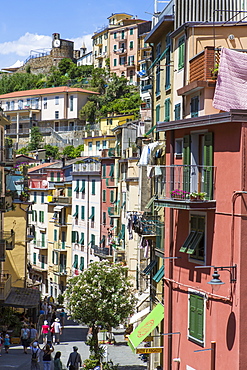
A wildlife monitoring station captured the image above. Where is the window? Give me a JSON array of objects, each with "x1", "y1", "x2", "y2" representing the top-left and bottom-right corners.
[
  {"x1": 79, "y1": 232, "x2": 84, "y2": 244},
  {"x1": 34, "y1": 192, "x2": 37, "y2": 203},
  {"x1": 110, "y1": 190, "x2": 114, "y2": 203},
  {"x1": 189, "y1": 293, "x2": 204, "y2": 345},
  {"x1": 73, "y1": 255, "x2": 78, "y2": 269},
  {"x1": 70, "y1": 96, "x2": 73, "y2": 111},
  {"x1": 103, "y1": 212, "x2": 106, "y2": 225},
  {"x1": 39, "y1": 211, "x2": 44, "y2": 223},
  {"x1": 55, "y1": 96, "x2": 59, "y2": 105},
  {"x1": 88, "y1": 142, "x2": 93, "y2": 151},
  {"x1": 55, "y1": 111, "x2": 59, "y2": 119},
  {"x1": 91, "y1": 234, "x2": 95, "y2": 246},
  {"x1": 18, "y1": 100, "x2": 23, "y2": 109},
  {"x1": 89, "y1": 207, "x2": 95, "y2": 221},
  {"x1": 102, "y1": 190, "x2": 106, "y2": 202},
  {"x1": 96, "y1": 141, "x2": 100, "y2": 151},
  {"x1": 33, "y1": 252, "x2": 37, "y2": 265},
  {"x1": 121, "y1": 30, "x2": 125, "y2": 39},
  {"x1": 175, "y1": 138, "x2": 183, "y2": 157},
  {"x1": 41, "y1": 233, "x2": 45, "y2": 248},
  {"x1": 80, "y1": 180, "x2": 85, "y2": 193},
  {"x1": 109, "y1": 164, "x2": 114, "y2": 178},
  {"x1": 80, "y1": 257, "x2": 84, "y2": 271},
  {"x1": 103, "y1": 141, "x2": 107, "y2": 149},
  {"x1": 129, "y1": 41, "x2": 133, "y2": 49},
  {"x1": 44, "y1": 97, "x2": 47, "y2": 109},
  {"x1": 102, "y1": 165, "x2": 106, "y2": 178},
  {"x1": 179, "y1": 214, "x2": 205, "y2": 261},
  {"x1": 128, "y1": 56, "x2": 134, "y2": 66},
  {"x1": 92, "y1": 180, "x2": 96, "y2": 195},
  {"x1": 74, "y1": 180, "x2": 79, "y2": 192},
  {"x1": 164, "y1": 99, "x2": 170, "y2": 122},
  {"x1": 114, "y1": 44, "x2": 117, "y2": 51},
  {"x1": 191, "y1": 96, "x2": 199, "y2": 117},
  {"x1": 165, "y1": 35, "x2": 171, "y2": 89},
  {"x1": 81, "y1": 206, "x2": 85, "y2": 220},
  {"x1": 73, "y1": 205, "x2": 79, "y2": 218},
  {"x1": 11, "y1": 101, "x2": 14, "y2": 110},
  {"x1": 41, "y1": 192, "x2": 45, "y2": 203},
  {"x1": 54, "y1": 229, "x2": 57, "y2": 242},
  {"x1": 119, "y1": 57, "x2": 126, "y2": 65},
  {"x1": 114, "y1": 59, "x2": 117, "y2": 67},
  {"x1": 130, "y1": 28, "x2": 133, "y2": 35},
  {"x1": 114, "y1": 32, "x2": 117, "y2": 39},
  {"x1": 156, "y1": 105, "x2": 160, "y2": 124},
  {"x1": 178, "y1": 36, "x2": 185, "y2": 70},
  {"x1": 57, "y1": 172, "x2": 61, "y2": 182},
  {"x1": 72, "y1": 231, "x2": 79, "y2": 243},
  {"x1": 68, "y1": 187, "x2": 72, "y2": 197},
  {"x1": 51, "y1": 172, "x2": 54, "y2": 181},
  {"x1": 174, "y1": 103, "x2": 181, "y2": 120}
]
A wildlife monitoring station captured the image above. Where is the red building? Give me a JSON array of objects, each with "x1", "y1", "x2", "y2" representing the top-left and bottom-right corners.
[{"x1": 156, "y1": 110, "x2": 247, "y2": 369}]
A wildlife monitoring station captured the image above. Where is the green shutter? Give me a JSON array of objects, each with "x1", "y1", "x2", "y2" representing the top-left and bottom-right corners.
[
  {"x1": 203, "y1": 132, "x2": 213, "y2": 200},
  {"x1": 156, "y1": 105, "x2": 160, "y2": 123},
  {"x1": 80, "y1": 180, "x2": 85, "y2": 193},
  {"x1": 74, "y1": 180, "x2": 79, "y2": 192},
  {"x1": 57, "y1": 172, "x2": 60, "y2": 181},
  {"x1": 80, "y1": 256, "x2": 84, "y2": 271},
  {"x1": 165, "y1": 99, "x2": 170, "y2": 122},
  {"x1": 54, "y1": 229, "x2": 57, "y2": 242},
  {"x1": 79, "y1": 232, "x2": 84, "y2": 244},
  {"x1": 189, "y1": 294, "x2": 204, "y2": 342},
  {"x1": 41, "y1": 233, "x2": 45, "y2": 247},
  {"x1": 109, "y1": 164, "x2": 114, "y2": 178},
  {"x1": 103, "y1": 190, "x2": 106, "y2": 202},
  {"x1": 110, "y1": 190, "x2": 114, "y2": 203},
  {"x1": 52, "y1": 251, "x2": 55, "y2": 264},
  {"x1": 73, "y1": 254, "x2": 78, "y2": 269},
  {"x1": 73, "y1": 205, "x2": 79, "y2": 217},
  {"x1": 102, "y1": 165, "x2": 106, "y2": 178},
  {"x1": 72, "y1": 231, "x2": 76, "y2": 243},
  {"x1": 68, "y1": 187, "x2": 72, "y2": 197},
  {"x1": 178, "y1": 37, "x2": 185, "y2": 70},
  {"x1": 183, "y1": 135, "x2": 191, "y2": 193},
  {"x1": 33, "y1": 252, "x2": 36, "y2": 265},
  {"x1": 81, "y1": 206, "x2": 85, "y2": 220},
  {"x1": 92, "y1": 180, "x2": 96, "y2": 195}
]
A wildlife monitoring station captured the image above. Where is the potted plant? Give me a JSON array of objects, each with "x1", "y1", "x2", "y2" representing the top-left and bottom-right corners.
[
  {"x1": 20, "y1": 191, "x2": 30, "y2": 202},
  {"x1": 190, "y1": 192, "x2": 207, "y2": 200},
  {"x1": 170, "y1": 189, "x2": 189, "y2": 200}
]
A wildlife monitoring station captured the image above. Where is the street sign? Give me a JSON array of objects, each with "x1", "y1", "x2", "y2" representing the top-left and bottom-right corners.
[{"x1": 136, "y1": 347, "x2": 163, "y2": 354}]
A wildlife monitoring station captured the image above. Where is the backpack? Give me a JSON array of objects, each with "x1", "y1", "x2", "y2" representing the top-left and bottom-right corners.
[
  {"x1": 22, "y1": 329, "x2": 28, "y2": 339},
  {"x1": 31, "y1": 349, "x2": 39, "y2": 362}
]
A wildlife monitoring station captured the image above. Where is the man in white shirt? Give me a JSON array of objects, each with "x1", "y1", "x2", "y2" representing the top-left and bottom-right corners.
[
  {"x1": 51, "y1": 318, "x2": 62, "y2": 344},
  {"x1": 30, "y1": 341, "x2": 41, "y2": 370}
]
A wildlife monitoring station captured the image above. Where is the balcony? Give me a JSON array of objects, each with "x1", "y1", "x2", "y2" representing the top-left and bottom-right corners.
[
  {"x1": 132, "y1": 214, "x2": 163, "y2": 237},
  {"x1": 52, "y1": 196, "x2": 72, "y2": 205},
  {"x1": 114, "y1": 48, "x2": 127, "y2": 55},
  {"x1": 154, "y1": 165, "x2": 216, "y2": 210},
  {"x1": 53, "y1": 264, "x2": 67, "y2": 275},
  {"x1": 0, "y1": 147, "x2": 16, "y2": 166},
  {"x1": 0, "y1": 273, "x2": 12, "y2": 301},
  {"x1": 34, "y1": 240, "x2": 48, "y2": 249},
  {"x1": 53, "y1": 241, "x2": 66, "y2": 251},
  {"x1": 93, "y1": 246, "x2": 113, "y2": 258},
  {"x1": 72, "y1": 162, "x2": 101, "y2": 173},
  {"x1": 141, "y1": 84, "x2": 152, "y2": 92},
  {"x1": 108, "y1": 205, "x2": 120, "y2": 218},
  {"x1": 0, "y1": 231, "x2": 15, "y2": 260}
]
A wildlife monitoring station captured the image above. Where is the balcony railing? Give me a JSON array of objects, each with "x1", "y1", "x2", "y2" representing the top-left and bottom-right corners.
[
  {"x1": 132, "y1": 214, "x2": 162, "y2": 236},
  {"x1": 34, "y1": 240, "x2": 48, "y2": 249},
  {"x1": 0, "y1": 273, "x2": 12, "y2": 300},
  {"x1": 53, "y1": 241, "x2": 66, "y2": 250},
  {"x1": 53, "y1": 265, "x2": 67, "y2": 275},
  {"x1": 52, "y1": 196, "x2": 72, "y2": 204},
  {"x1": 93, "y1": 246, "x2": 113, "y2": 257},
  {"x1": 73, "y1": 162, "x2": 101, "y2": 172},
  {"x1": 154, "y1": 165, "x2": 216, "y2": 209}
]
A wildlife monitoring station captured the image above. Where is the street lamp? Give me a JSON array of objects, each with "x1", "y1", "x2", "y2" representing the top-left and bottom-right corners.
[{"x1": 195, "y1": 264, "x2": 237, "y2": 291}]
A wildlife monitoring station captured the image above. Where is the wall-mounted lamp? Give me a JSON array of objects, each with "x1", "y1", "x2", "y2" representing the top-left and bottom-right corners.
[
  {"x1": 228, "y1": 34, "x2": 235, "y2": 41},
  {"x1": 195, "y1": 265, "x2": 237, "y2": 291}
]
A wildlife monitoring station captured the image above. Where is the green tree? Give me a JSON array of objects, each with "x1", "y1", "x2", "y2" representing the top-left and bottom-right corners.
[
  {"x1": 79, "y1": 101, "x2": 98, "y2": 123},
  {"x1": 62, "y1": 145, "x2": 76, "y2": 159},
  {"x1": 44, "y1": 144, "x2": 60, "y2": 159},
  {"x1": 64, "y1": 261, "x2": 136, "y2": 359},
  {"x1": 28, "y1": 126, "x2": 43, "y2": 151}
]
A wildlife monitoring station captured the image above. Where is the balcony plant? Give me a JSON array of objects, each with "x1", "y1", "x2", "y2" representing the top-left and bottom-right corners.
[
  {"x1": 170, "y1": 189, "x2": 189, "y2": 199},
  {"x1": 189, "y1": 192, "x2": 207, "y2": 200},
  {"x1": 20, "y1": 191, "x2": 30, "y2": 201}
]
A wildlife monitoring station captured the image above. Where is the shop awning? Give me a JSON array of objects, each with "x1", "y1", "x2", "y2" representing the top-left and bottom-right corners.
[
  {"x1": 3, "y1": 287, "x2": 40, "y2": 309},
  {"x1": 129, "y1": 306, "x2": 150, "y2": 325},
  {"x1": 128, "y1": 303, "x2": 164, "y2": 352},
  {"x1": 153, "y1": 265, "x2": 164, "y2": 283},
  {"x1": 54, "y1": 206, "x2": 64, "y2": 212}
]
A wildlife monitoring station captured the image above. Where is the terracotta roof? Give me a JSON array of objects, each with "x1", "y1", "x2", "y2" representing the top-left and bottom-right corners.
[
  {"x1": 28, "y1": 162, "x2": 58, "y2": 173},
  {"x1": 0, "y1": 86, "x2": 99, "y2": 99}
]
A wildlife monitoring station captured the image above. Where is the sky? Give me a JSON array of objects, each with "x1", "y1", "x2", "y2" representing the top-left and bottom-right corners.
[{"x1": 0, "y1": 0, "x2": 165, "y2": 71}]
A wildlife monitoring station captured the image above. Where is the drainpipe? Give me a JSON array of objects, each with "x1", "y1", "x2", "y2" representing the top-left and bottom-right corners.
[
  {"x1": 182, "y1": 25, "x2": 188, "y2": 119},
  {"x1": 167, "y1": 129, "x2": 175, "y2": 370}
]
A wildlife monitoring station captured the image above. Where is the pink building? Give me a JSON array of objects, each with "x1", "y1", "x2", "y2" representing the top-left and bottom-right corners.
[{"x1": 109, "y1": 20, "x2": 151, "y2": 85}]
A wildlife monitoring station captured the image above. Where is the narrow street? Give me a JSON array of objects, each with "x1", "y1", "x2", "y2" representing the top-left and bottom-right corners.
[{"x1": 0, "y1": 319, "x2": 147, "y2": 370}]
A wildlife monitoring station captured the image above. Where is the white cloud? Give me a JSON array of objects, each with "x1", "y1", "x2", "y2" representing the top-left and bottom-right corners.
[{"x1": 0, "y1": 32, "x2": 93, "y2": 58}]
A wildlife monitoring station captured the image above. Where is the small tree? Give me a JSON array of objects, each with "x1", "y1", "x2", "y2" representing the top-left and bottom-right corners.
[
  {"x1": 28, "y1": 126, "x2": 43, "y2": 151},
  {"x1": 64, "y1": 261, "x2": 136, "y2": 359}
]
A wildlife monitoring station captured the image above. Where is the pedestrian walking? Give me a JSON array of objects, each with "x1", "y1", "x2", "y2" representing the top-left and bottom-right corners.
[
  {"x1": 42, "y1": 343, "x2": 54, "y2": 370},
  {"x1": 54, "y1": 351, "x2": 62, "y2": 370},
  {"x1": 21, "y1": 323, "x2": 30, "y2": 354},
  {"x1": 59, "y1": 309, "x2": 66, "y2": 328},
  {"x1": 30, "y1": 324, "x2": 38, "y2": 343},
  {"x1": 41, "y1": 320, "x2": 50, "y2": 344},
  {"x1": 0, "y1": 332, "x2": 3, "y2": 356},
  {"x1": 66, "y1": 346, "x2": 82, "y2": 370},
  {"x1": 30, "y1": 341, "x2": 42, "y2": 370},
  {"x1": 4, "y1": 333, "x2": 10, "y2": 353},
  {"x1": 51, "y1": 318, "x2": 62, "y2": 345}
]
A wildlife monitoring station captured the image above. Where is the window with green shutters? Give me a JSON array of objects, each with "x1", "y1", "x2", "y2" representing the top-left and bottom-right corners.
[
  {"x1": 129, "y1": 41, "x2": 133, "y2": 49},
  {"x1": 79, "y1": 232, "x2": 84, "y2": 244},
  {"x1": 33, "y1": 231, "x2": 36, "y2": 244},
  {"x1": 189, "y1": 293, "x2": 204, "y2": 344},
  {"x1": 89, "y1": 206, "x2": 95, "y2": 221},
  {"x1": 92, "y1": 180, "x2": 96, "y2": 195},
  {"x1": 73, "y1": 205, "x2": 79, "y2": 218},
  {"x1": 164, "y1": 99, "x2": 170, "y2": 122},
  {"x1": 80, "y1": 256, "x2": 84, "y2": 271},
  {"x1": 80, "y1": 180, "x2": 85, "y2": 193},
  {"x1": 74, "y1": 180, "x2": 79, "y2": 192},
  {"x1": 174, "y1": 103, "x2": 181, "y2": 120},
  {"x1": 81, "y1": 206, "x2": 85, "y2": 220},
  {"x1": 54, "y1": 229, "x2": 57, "y2": 242},
  {"x1": 191, "y1": 96, "x2": 199, "y2": 117},
  {"x1": 91, "y1": 234, "x2": 95, "y2": 246},
  {"x1": 57, "y1": 172, "x2": 61, "y2": 181},
  {"x1": 73, "y1": 254, "x2": 78, "y2": 269},
  {"x1": 203, "y1": 132, "x2": 214, "y2": 200},
  {"x1": 121, "y1": 30, "x2": 125, "y2": 39},
  {"x1": 178, "y1": 36, "x2": 185, "y2": 70},
  {"x1": 102, "y1": 165, "x2": 106, "y2": 178},
  {"x1": 39, "y1": 211, "x2": 44, "y2": 223},
  {"x1": 33, "y1": 252, "x2": 37, "y2": 265},
  {"x1": 114, "y1": 32, "x2": 117, "y2": 39},
  {"x1": 110, "y1": 190, "x2": 114, "y2": 203},
  {"x1": 103, "y1": 211, "x2": 106, "y2": 225},
  {"x1": 41, "y1": 233, "x2": 45, "y2": 248},
  {"x1": 34, "y1": 192, "x2": 37, "y2": 203},
  {"x1": 130, "y1": 28, "x2": 133, "y2": 35},
  {"x1": 68, "y1": 187, "x2": 72, "y2": 197},
  {"x1": 156, "y1": 105, "x2": 160, "y2": 124},
  {"x1": 179, "y1": 214, "x2": 205, "y2": 261},
  {"x1": 51, "y1": 172, "x2": 54, "y2": 181},
  {"x1": 41, "y1": 192, "x2": 45, "y2": 203},
  {"x1": 109, "y1": 164, "x2": 114, "y2": 178},
  {"x1": 114, "y1": 58, "x2": 117, "y2": 66},
  {"x1": 72, "y1": 231, "x2": 79, "y2": 243},
  {"x1": 103, "y1": 190, "x2": 106, "y2": 202}
]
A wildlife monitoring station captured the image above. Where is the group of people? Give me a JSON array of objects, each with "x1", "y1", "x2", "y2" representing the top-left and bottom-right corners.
[{"x1": 30, "y1": 341, "x2": 82, "y2": 370}]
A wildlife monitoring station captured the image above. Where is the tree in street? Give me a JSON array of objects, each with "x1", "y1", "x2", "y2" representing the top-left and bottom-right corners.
[{"x1": 64, "y1": 261, "x2": 136, "y2": 360}]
